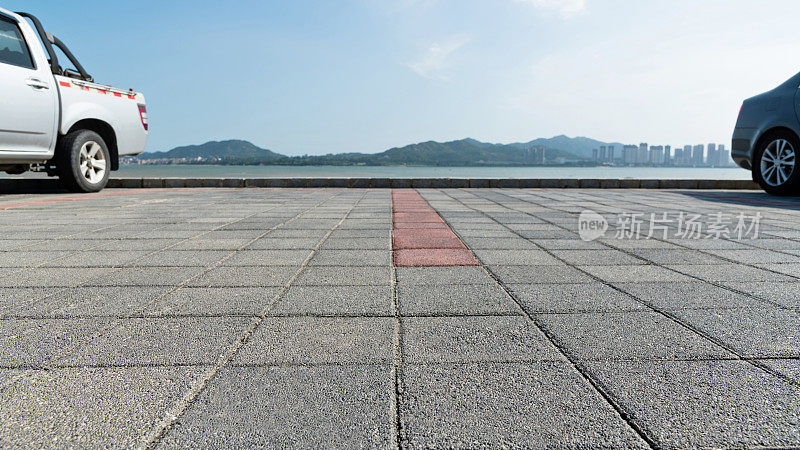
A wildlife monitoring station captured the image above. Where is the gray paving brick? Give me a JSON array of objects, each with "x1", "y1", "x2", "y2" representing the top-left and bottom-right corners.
[
  {"x1": 319, "y1": 238, "x2": 391, "y2": 250},
  {"x1": 95, "y1": 238, "x2": 184, "y2": 251},
  {"x1": 232, "y1": 317, "x2": 394, "y2": 365},
  {"x1": 296, "y1": 266, "x2": 391, "y2": 286},
  {"x1": 189, "y1": 266, "x2": 298, "y2": 287},
  {"x1": 88, "y1": 267, "x2": 204, "y2": 287},
  {"x1": 0, "y1": 267, "x2": 116, "y2": 288},
  {"x1": 760, "y1": 358, "x2": 800, "y2": 383},
  {"x1": 0, "y1": 318, "x2": 114, "y2": 366},
  {"x1": 614, "y1": 281, "x2": 764, "y2": 310},
  {"x1": 627, "y1": 248, "x2": 729, "y2": 265},
  {"x1": 551, "y1": 249, "x2": 646, "y2": 266},
  {"x1": 0, "y1": 251, "x2": 72, "y2": 268},
  {"x1": 18, "y1": 286, "x2": 172, "y2": 318},
  {"x1": 597, "y1": 238, "x2": 681, "y2": 249},
  {"x1": 461, "y1": 237, "x2": 541, "y2": 250},
  {"x1": 536, "y1": 238, "x2": 610, "y2": 250},
  {"x1": 670, "y1": 307, "x2": 800, "y2": 358},
  {"x1": 396, "y1": 266, "x2": 493, "y2": 285},
  {"x1": 490, "y1": 265, "x2": 594, "y2": 284},
  {"x1": 246, "y1": 237, "x2": 320, "y2": 249},
  {"x1": 399, "y1": 362, "x2": 648, "y2": 448},
  {"x1": 667, "y1": 264, "x2": 796, "y2": 282},
  {"x1": 40, "y1": 250, "x2": 151, "y2": 268},
  {"x1": 222, "y1": 249, "x2": 312, "y2": 266},
  {"x1": 402, "y1": 316, "x2": 563, "y2": 363},
  {"x1": 132, "y1": 250, "x2": 230, "y2": 267},
  {"x1": 147, "y1": 287, "x2": 282, "y2": 316},
  {"x1": 472, "y1": 249, "x2": 562, "y2": 265},
  {"x1": 160, "y1": 365, "x2": 393, "y2": 448},
  {"x1": 721, "y1": 281, "x2": 800, "y2": 308},
  {"x1": 169, "y1": 238, "x2": 252, "y2": 250},
  {"x1": 511, "y1": 283, "x2": 647, "y2": 313},
  {"x1": 271, "y1": 285, "x2": 393, "y2": 315},
  {"x1": 63, "y1": 317, "x2": 251, "y2": 366},
  {"x1": 309, "y1": 249, "x2": 392, "y2": 266},
  {"x1": 579, "y1": 264, "x2": 694, "y2": 283},
  {"x1": 585, "y1": 360, "x2": 800, "y2": 448},
  {"x1": 706, "y1": 249, "x2": 800, "y2": 264},
  {"x1": 0, "y1": 287, "x2": 61, "y2": 316},
  {"x1": 537, "y1": 311, "x2": 729, "y2": 361},
  {"x1": 759, "y1": 263, "x2": 800, "y2": 278},
  {"x1": 397, "y1": 284, "x2": 519, "y2": 315},
  {"x1": 0, "y1": 367, "x2": 205, "y2": 448}
]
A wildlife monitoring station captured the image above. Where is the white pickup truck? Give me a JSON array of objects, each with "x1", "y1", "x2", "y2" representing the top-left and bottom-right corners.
[{"x1": 0, "y1": 8, "x2": 147, "y2": 192}]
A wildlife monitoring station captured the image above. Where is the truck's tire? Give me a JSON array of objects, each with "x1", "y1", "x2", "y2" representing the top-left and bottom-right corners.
[{"x1": 56, "y1": 130, "x2": 111, "y2": 193}]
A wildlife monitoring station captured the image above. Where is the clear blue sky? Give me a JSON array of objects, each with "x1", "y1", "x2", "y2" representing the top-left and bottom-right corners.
[{"x1": 4, "y1": 0, "x2": 799, "y2": 154}]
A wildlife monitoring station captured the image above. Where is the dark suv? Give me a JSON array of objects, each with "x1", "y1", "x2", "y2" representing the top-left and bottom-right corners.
[{"x1": 733, "y1": 71, "x2": 800, "y2": 195}]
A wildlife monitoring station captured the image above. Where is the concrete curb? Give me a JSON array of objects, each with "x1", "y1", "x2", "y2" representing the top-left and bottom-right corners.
[
  {"x1": 0, "y1": 178, "x2": 761, "y2": 192},
  {"x1": 89, "y1": 178, "x2": 762, "y2": 190}
]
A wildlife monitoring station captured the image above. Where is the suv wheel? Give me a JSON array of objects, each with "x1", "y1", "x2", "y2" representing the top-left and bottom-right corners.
[
  {"x1": 57, "y1": 130, "x2": 110, "y2": 193},
  {"x1": 753, "y1": 131, "x2": 800, "y2": 196}
]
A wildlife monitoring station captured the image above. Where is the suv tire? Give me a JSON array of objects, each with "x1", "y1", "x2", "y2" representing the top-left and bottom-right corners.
[{"x1": 752, "y1": 130, "x2": 800, "y2": 196}]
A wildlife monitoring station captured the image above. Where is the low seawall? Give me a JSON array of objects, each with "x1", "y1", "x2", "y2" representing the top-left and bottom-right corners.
[
  {"x1": 0, "y1": 177, "x2": 760, "y2": 192},
  {"x1": 106, "y1": 177, "x2": 758, "y2": 189}
]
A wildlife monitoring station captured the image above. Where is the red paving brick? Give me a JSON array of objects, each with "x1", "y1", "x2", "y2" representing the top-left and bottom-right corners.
[
  {"x1": 392, "y1": 190, "x2": 479, "y2": 267},
  {"x1": 393, "y1": 236, "x2": 466, "y2": 250},
  {"x1": 394, "y1": 222, "x2": 450, "y2": 229},
  {"x1": 393, "y1": 212, "x2": 444, "y2": 223},
  {"x1": 394, "y1": 249, "x2": 479, "y2": 267},
  {"x1": 392, "y1": 229, "x2": 457, "y2": 239}
]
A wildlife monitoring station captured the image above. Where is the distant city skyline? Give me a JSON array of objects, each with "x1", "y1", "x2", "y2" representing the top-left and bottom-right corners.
[
  {"x1": 5, "y1": 0, "x2": 798, "y2": 155},
  {"x1": 593, "y1": 142, "x2": 734, "y2": 167}
]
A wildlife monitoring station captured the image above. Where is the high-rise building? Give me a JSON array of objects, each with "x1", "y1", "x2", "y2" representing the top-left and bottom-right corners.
[
  {"x1": 623, "y1": 145, "x2": 637, "y2": 165},
  {"x1": 592, "y1": 148, "x2": 599, "y2": 161},
  {"x1": 664, "y1": 145, "x2": 672, "y2": 165},
  {"x1": 692, "y1": 144, "x2": 705, "y2": 165},
  {"x1": 718, "y1": 144, "x2": 729, "y2": 166},
  {"x1": 599, "y1": 146, "x2": 607, "y2": 162},
  {"x1": 608, "y1": 145, "x2": 615, "y2": 163},
  {"x1": 707, "y1": 143, "x2": 718, "y2": 167},
  {"x1": 638, "y1": 143, "x2": 649, "y2": 165},
  {"x1": 682, "y1": 145, "x2": 692, "y2": 165},
  {"x1": 650, "y1": 145, "x2": 664, "y2": 165}
]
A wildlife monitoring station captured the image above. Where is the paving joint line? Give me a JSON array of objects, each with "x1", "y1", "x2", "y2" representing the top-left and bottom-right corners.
[
  {"x1": 390, "y1": 208, "x2": 405, "y2": 450},
  {"x1": 5, "y1": 355, "x2": 798, "y2": 372}
]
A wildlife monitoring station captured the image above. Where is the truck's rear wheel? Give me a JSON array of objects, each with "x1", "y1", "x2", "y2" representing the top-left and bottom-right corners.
[{"x1": 57, "y1": 130, "x2": 110, "y2": 193}]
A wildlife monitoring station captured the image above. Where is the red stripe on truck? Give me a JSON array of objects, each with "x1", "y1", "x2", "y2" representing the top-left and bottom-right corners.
[{"x1": 59, "y1": 81, "x2": 70, "y2": 87}]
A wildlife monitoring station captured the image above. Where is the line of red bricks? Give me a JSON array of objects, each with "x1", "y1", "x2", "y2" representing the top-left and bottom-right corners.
[
  {"x1": 0, "y1": 189, "x2": 163, "y2": 211},
  {"x1": 392, "y1": 190, "x2": 479, "y2": 267}
]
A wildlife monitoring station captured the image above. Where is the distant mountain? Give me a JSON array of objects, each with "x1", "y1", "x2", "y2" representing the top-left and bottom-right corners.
[
  {"x1": 137, "y1": 140, "x2": 284, "y2": 163},
  {"x1": 343, "y1": 138, "x2": 579, "y2": 166},
  {"x1": 135, "y1": 135, "x2": 617, "y2": 166},
  {"x1": 509, "y1": 135, "x2": 625, "y2": 159}
]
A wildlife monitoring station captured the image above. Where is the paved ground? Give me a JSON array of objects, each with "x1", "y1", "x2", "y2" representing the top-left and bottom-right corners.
[{"x1": 1, "y1": 188, "x2": 800, "y2": 448}]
